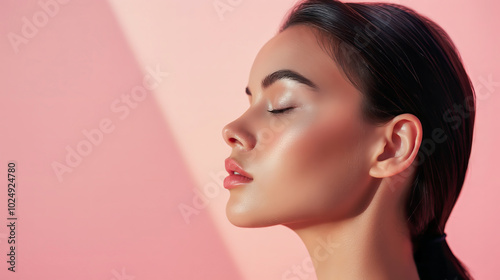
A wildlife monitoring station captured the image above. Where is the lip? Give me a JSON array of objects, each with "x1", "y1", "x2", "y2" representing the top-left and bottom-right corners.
[{"x1": 224, "y1": 158, "x2": 253, "y2": 189}]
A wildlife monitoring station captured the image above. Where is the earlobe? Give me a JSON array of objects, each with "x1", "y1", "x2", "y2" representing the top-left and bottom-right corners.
[{"x1": 369, "y1": 114, "x2": 422, "y2": 179}]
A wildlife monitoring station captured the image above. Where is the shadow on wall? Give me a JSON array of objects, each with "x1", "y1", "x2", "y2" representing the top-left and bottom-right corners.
[{"x1": 0, "y1": 0, "x2": 241, "y2": 279}]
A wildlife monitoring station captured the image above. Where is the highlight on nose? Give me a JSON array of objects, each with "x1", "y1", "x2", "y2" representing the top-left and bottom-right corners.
[
  {"x1": 222, "y1": 125, "x2": 231, "y2": 145},
  {"x1": 222, "y1": 122, "x2": 254, "y2": 150}
]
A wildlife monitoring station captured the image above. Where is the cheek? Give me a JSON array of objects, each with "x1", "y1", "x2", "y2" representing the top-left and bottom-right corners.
[
  {"x1": 226, "y1": 107, "x2": 373, "y2": 227},
  {"x1": 270, "y1": 108, "x2": 372, "y2": 219}
]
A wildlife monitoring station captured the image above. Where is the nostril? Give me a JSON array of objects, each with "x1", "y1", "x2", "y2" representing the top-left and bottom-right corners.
[
  {"x1": 222, "y1": 122, "x2": 255, "y2": 150},
  {"x1": 223, "y1": 131, "x2": 237, "y2": 147},
  {"x1": 225, "y1": 136, "x2": 241, "y2": 148}
]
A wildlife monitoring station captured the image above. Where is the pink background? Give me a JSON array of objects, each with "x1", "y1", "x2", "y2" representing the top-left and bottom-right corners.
[{"x1": 0, "y1": 0, "x2": 498, "y2": 279}]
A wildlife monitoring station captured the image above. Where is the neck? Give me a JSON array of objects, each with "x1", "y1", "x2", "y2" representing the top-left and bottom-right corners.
[{"x1": 285, "y1": 181, "x2": 420, "y2": 280}]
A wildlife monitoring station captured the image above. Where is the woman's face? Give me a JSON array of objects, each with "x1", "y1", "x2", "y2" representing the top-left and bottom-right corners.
[{"x1": 222, "y1": 25, "x2": 381, "y2": 229}]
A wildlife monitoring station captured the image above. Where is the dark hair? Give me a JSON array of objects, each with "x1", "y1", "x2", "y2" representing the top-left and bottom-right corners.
[{"x1": 279, "y1": 0, "x2": 475, "y2": 279}]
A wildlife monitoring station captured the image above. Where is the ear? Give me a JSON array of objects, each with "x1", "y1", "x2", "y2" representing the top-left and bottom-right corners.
[{"x1": 369, "y1": 113, "x2": 422, "y2": 178}]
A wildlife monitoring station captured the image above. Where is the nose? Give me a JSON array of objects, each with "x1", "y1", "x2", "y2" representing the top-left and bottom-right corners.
[{"x1": 222, "y1": 120, "x2": 255, "y2": 151}]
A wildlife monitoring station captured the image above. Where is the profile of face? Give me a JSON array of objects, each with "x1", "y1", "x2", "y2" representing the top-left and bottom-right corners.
[{"x1": 222, "y1": 25, "x2": 384, "y2": 229}]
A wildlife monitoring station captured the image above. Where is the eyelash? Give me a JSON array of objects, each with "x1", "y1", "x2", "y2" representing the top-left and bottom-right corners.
[{"x1": 267, "y1": 107, "x2": 294, "y2": 114}]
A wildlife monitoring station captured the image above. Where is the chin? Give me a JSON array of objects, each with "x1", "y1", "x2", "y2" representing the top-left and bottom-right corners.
[
  {"x1": 226, "y1": 211, "x2": 266, "y2": 228},
  {"x1": 225, "y1": 206, "x2": 281, "y2": 228}
]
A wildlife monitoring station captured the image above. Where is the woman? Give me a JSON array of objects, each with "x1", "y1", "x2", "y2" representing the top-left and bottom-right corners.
[{"x1": 221, "y1": 0, "x2": 475, "y2": 279}]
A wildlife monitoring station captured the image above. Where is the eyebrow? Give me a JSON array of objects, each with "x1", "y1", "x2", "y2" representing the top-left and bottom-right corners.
[{"x1": 245, "y1": 69, "x2": 319, "y2": 96}]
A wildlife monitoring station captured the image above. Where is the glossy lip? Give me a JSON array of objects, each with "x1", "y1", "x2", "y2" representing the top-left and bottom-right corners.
[
  {"x1": 224, "y1": 158, "x2": 253, "y2": 189},
  {"x1": 224, "y1": 158, "x2": 253, "y2": 179}
]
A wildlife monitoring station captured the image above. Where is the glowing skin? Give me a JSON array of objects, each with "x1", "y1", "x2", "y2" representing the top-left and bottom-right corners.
[
  {"x1": 222, "y1": 25, "x2": 376, "y2": 228},
  {"x1": 222, "y1": 25, "x2": 421, "y2": 280}
]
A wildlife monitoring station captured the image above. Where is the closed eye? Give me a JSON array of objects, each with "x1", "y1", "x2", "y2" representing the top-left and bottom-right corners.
[{"x1": 267, "y1": 107, "x2": 294, "y2": 114}]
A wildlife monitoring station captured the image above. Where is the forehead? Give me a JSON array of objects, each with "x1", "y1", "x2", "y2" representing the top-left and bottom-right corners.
[{"x1": 248, "y1": 25, "x2": 357, "y2": 97}]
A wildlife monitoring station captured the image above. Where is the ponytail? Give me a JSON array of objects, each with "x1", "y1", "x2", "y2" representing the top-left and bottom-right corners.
[{"x1": 412, "y1": 221, "x2": 473, "y2": 279}]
